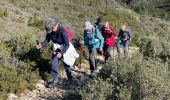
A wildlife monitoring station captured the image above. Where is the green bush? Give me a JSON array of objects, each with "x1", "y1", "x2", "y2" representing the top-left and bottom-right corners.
[
  {"x1": 0, "y1": 34, "x2": 42, "y2": 98},
  {"x1": 159, "y1": 41, "x2": 170, "y2": 62},
  {"x1": 139, "y1": 37, "x2": 155, "y2": 58},
  {"x1": 28, "y1": 16, "x2": 44, "y2": 30},
  {"x1": 9, "y1": 33, "x2": 36, "y2": 59},
  {"x1": 0, "y1": 43, "x2": 11, "y2": 67},
  {"x1": 79, "y1": 78, "x2": 113, "y2": 100},
  {"x1": 83, "y1": 52, "x2": 170, "y2": 100},
  {"x1": 0, "y1": 7, "x2": 8, "y2": 18},
  {"x1": 139, "y1": 37, "x2": 170, "y2": 62},
  {"x1": 0, "y1": 67, "x2": 25, "y2": 93}
]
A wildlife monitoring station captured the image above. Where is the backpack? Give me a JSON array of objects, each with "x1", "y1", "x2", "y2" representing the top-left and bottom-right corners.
[{"x1": 64, "y1": 27, "x2": 72, "y2": 41}]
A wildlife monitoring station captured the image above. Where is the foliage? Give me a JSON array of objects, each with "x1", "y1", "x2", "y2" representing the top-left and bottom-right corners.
[
  {"x1": 79, "y1": 78, "x2": 113, "y2": 100},
  {"x1": 0, "y1": 0, "x2": 169, "y2": 99},
  {"x1": 0, "y1": 7, "x2": 8, "y2": 18},
  {"x1": 116, "y1": 0, "x2": 170, "y2": 20},
  {"x1": 139, "y1": 37, "x2": 170, "y2": 62},
  {"x1": 28, "y1": 16, "x2": 44, "y2": 30},
  {"x1": 0, "y1": 34, "x2": 44, "y2": 98},
  {"x1": 79, "y1": 52, "x2": 170, "y2": 100}
]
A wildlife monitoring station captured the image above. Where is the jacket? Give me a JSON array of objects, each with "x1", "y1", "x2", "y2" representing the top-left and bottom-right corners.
[
  {"x1": 118, "y1": 29, "x2": 131, "y2": 41},
  {"x1": 83, "y1": 26, "x2": 104, "y2": 51},
  {"x1": 41, "y1": 25, "x2": 69, "y2": 55},
  {"x1": 101, "y1": 25, "x2": 117, "y2": 47}
]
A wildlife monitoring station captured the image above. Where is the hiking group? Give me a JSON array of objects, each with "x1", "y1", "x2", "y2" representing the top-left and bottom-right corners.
[{"x1": 36, "y1": 17, "x2": 131, "y2": 88}]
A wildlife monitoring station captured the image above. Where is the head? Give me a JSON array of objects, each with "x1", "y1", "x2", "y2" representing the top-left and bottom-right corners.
[
  {"x1": 104, "y1": 22, "x2": 109, "y2": 28},
  {"x1": 45, "y1": 18, "x2": 58, "y2": 34},
  {"x1": 96, "y1": 16, "x2": 102, "y2": 23},
  {"x1": 121, "y1": 24, "x2": 126, "y2": 31},
  {"x1": 84, "y1": 21, "x2": 93, "y2": 33}
]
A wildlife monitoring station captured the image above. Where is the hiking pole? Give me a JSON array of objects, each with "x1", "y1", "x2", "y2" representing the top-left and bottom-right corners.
[
  {"x1": 113, "y1": 46, "x2": 115, "y2": 62},
  {"x1": 78, "y1": 38, "x2": 83, "y2": 76}
]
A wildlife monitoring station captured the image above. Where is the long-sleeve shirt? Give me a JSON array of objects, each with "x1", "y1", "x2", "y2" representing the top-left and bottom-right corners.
[
  {"x1": 118, "y1": 29, "x2": 131, "y2": 41},
  {"x1": 41, "y1": 25, "x2": 69, "y2": 55},
  {"x1": 83, "y1": 26, "x2": 104, "y2": 51}
]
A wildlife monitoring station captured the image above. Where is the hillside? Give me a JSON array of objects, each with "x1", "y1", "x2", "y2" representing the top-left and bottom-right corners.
[
  {"x1": 115, "y1": 0, "x2": 170, "y2": 20},
  {"x1": 0, "y1": 0, "x2": 169, "y2": 99}
]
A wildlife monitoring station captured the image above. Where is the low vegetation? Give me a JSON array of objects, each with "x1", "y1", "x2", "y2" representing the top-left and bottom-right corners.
[{"x1": 0, "y1": 0, "x2": 169, "y2": 99}]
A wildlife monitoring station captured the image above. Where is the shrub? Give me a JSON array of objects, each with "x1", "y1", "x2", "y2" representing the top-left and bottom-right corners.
[
  {"x1": 139, "y1": 37, "x2": 170, "y2": 62},
  {"x1": 0, "y1": 34, "x2": 43, "y2": 98},
  {"x1": 0, "y1": 42, "x2": 12, "y2": 67},
  {"x1": 139, "y1": 37, "x2": 158, "y2": 58},
  {"x1": 28, "y1": 16, "x2": 44, "y2": 30},
  {"x1": 92, "y1": 52, "x2": 170, "y2": 99},
  {"x1": 0, "y1": 7, "x2": 8, "y2": 18},
  {"x1": 0, "y1": 67, "x2": 25, "y2": 93},
  {"x1": 159, "y1": 41, "x2": 170, "y2": 62},
  {"x1": 79, "y1": 78, "x2": 113, "y2": 100},
  {"x1": 9, "y1": 33, "x2": 37, "y2": 60}
]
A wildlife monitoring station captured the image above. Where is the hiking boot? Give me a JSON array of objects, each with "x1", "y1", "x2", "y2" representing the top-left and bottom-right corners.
[
  {"x1": 44, "y1": 79, "x2": 54, "y2": 87},
  {"x1": 46, "y1": 80, "x2": 58, "y2": 88},
  {"x1": 89, "y1": 71, "x2": 96, "y2": 78}
]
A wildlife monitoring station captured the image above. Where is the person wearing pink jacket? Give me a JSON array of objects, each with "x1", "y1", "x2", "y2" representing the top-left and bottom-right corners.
[{"x1": 101, "y1": 22, "x2": 117, "y2": 62}]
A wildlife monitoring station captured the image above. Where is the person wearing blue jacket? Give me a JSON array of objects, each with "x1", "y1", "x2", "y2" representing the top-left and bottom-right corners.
[
  {"x1": 117, "y1": 25, "x2": 131, "y2": 61},
  {"x1": 36, "y1": 18, "x2": 74, "y2": 88},
  {"x1": 81, "y1": 21, "x2": 104, "y2": 77}
]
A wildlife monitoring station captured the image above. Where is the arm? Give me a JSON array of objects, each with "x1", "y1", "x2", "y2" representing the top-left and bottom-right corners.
[
  {"x1": 41, "y1": 34, "x2": 51, "y2": 47},
  {"x1": 109, "y1": 25, "x2": 117, "y2": 37},
  {"x1": 96, "y1": 29, "x2": 104, "y2": 48},
  {"x1": 126, "y1": 31, "x2": 131, "y2": 40},
  {"x1": 83, "y1": 32, "x2": 88, "y2": 45},
  {"x1": 118, "y1": 30, "x2": 121, "y2": 38},
  {"x1": 61, "y1": 31, "x2": 70, "y2": 54}
]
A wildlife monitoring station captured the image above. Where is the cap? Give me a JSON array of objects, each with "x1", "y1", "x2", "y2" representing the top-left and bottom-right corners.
[{"x1": 45, "y1": 18, "x2": 58, "y2": 34}]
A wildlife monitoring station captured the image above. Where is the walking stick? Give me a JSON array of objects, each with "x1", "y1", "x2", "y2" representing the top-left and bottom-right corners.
[{"x1": 78, "y1": 38, "x2": 83, "y2": 76}]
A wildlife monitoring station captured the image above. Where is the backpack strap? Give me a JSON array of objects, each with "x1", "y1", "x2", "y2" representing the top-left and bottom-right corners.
[{"x1": 93, "y1": 24, "x2": 99, "y2": 39}]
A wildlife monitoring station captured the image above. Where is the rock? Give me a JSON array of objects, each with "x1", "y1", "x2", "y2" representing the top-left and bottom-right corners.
[
  {"x1": 8, "y1": 93, "x2": 18, "y2": 100},
  {"x1": 36, "y1": 83, "x2": 46, "y2": 91}
]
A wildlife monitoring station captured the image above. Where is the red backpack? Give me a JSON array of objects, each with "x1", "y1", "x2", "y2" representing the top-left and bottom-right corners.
[{"x1": 64, "y1": 27, "x2": 72, "y2": 41}]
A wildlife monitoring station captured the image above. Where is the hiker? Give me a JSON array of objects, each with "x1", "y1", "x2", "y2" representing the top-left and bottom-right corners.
[
  {"x1": 101, "y1": 22, "x2": 117, "y2": 62},
  {"x1": 79, "y1": 21, "x2": 104, "y2": 77},
  {"x1": 36, "y1": 18, "x2": 79, "y2": 88},
  {"x1": 94, "y1": 16, "x2": 104, "y2": 32},
  {"x1": 116, "y1": 25, "x2": 131, "y2": 60}
]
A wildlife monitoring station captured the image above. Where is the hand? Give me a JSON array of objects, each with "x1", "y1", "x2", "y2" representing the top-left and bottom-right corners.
[
  {"x1": 36, "y1": 44, "x2": 42, "y2": 49},
  {"x1": 106, "y1": 28, "x2": 112, "y2": 32},
  {"x1": 98, "y1": 48, "x2": 103, "y2": 55},
  {"x1": 99, "y1": 48, "x2": 102, "y2": 52},
  {"x1": 79, "y1": 39, "x2": 83, "y2": 45},
  {"x1": 57, "y1": 52, "x2": 62, "y2": 58}
]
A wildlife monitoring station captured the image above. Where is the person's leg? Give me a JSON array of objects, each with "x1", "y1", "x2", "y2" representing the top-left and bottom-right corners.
[
  {"x1": 103, "y1": 45, "x2": 108, "y2": 62},
  {"x1": 123, "y1": 41, "x2": 129, "y2": 62},
  {"x1": 117, "y1": 40, "x2": 122, "y2": 60},
  {"x1": 51, "y1": 55, "x2": 59, "y2": 81},
  {"x1": 89, "y1": 50, "x2": 97, "y2": 74},
  {"x1": 64, "y1": 63, "x2": 73, "y2": 81},
  {"x1": 46, "y1": 54, "x2": 59, "y2": 88},
  {"x1": 105, "y1": 47, "x2": 112, "y2": 61}
]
